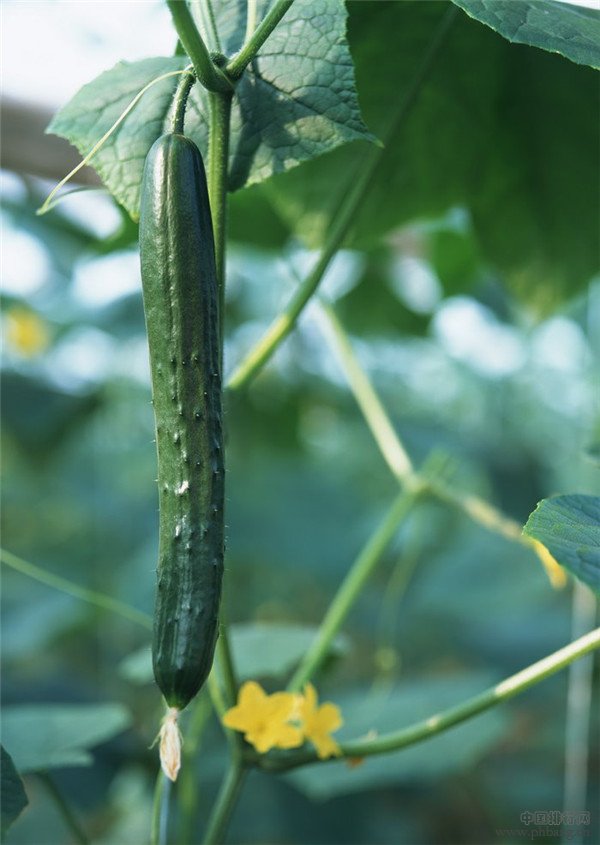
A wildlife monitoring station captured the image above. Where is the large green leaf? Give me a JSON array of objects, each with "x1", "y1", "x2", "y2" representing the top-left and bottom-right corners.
[
  {"x1": 523, "y1": 494, "x2": 600, "y2": 592},
  {"x1": 48, "y1": 0, "x2": 372, "y2": 220},
  {"x1": 1, "y1": 746, "x2": 28, "y2": 838},
  {"x1": 451, "y1": 0, "x2": 600, "y2": 69},
  {"x1": 285, "y1": 674, "x2": 509, "y2": 798},
  {"x1": 1, "y1": 704, "x2": 131, "y2": 773},
  {"x1": 266, "y1": 1, "x2": 599, "y2": 302}
]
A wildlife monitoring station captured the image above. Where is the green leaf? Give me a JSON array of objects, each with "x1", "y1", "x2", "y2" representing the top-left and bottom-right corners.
[
  {"x1": 523, "y1": 494, "x2": 600, "y2": 593},
  {"x1": 48, "y1": 0, "x2": 372, "y2": 219},
  {"x1": 229, "y1": 623, "x2": 349, "y2": 680},
  {"x1": 119, "y1": 623, "x2": 349, "y2": 684},
  {"x1": 286, "y1": 674, "x2": 509, "y2": 799},
  {"x1": 1, "y1": 704, "x2": 131, "y2": 773},
  {"x1": 1, "y1": 372, "x2": 102, "y2": 456},
  {"x1": 266, "y1": 1, "x2": 599, "y2": 302},
  {"x1": 1, "y1": 746, "x2": 28, "y2": 838},
  {"x1": 451, "y1": 0, "x2": 600, "y2": 69},
  {"x1": 48, "y1": 57, "x2": 185, "y2": 220}
]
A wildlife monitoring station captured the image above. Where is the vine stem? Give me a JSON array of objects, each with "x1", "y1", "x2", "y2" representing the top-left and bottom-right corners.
[
  {"x1": 167, "y1": 0, "x2": 232, "y2": 93},
  {"x1": 318, "y1": 301, "x2": 414, "y2": 482},
  {"x1": 287, "y1": 488, "x2": 419, "y2": 693},
  {"x1": 171, "y1": 70, "x2": 196, "y2": 134},
  {"x1": 563, "y1": 582, "x2": 597, "y2": 845},
  {"x1": 226, "y1": 5, "x2": 458, "y2": 393},
  {"x1": 202, "y1": 758, "x2": 247, "y2": 845},
  {"x1": 204, "y1": 53, "x2": 238, "y2": 728},
  {"x1": 0, "y1": 548, "x2": 151, "y2": 629},
  {"x1": 150, "y1": 772, "x2": 170, "y2": 845},
  {"x1": 38, "y1": 773, "x2": 89, "y2": 845},
  {"x1": 217, "y1": 622, "x2": 238, "y2": 707},
  {"x1": 262, "y1": 627, "x2": 600, "y2": 771},
  {"x1": 226, "y1": 0, "x2": 295, "y2": 79},
  {"x1": 316, "y1": 303, "x2": 564, "y2": 583},
  {"x1": 208, "y1": 90, "x2": 233, "y2": 357},
  {"x1": 193, "y1": 0, "x2": 221, "y2": 53},
  {"x1": 178, "y1": 694, "x2": 213, "y2": 845}
]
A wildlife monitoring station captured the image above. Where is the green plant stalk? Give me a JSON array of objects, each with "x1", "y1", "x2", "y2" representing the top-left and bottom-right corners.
[
  {"x1": 226, "y1": 0, "x2": 295, "y2": 79},
  {"x1": 287, "y1": 489, "x2": 418, "y2": 693},
  {"x1": 205, "y1": 84, "x2": 238, "y2": 719},
  {"x1": 431, "y1": 483, "x2": 529, "y2": 545},
  {"x1": 318, "y1": 301, "x2": 414, "y2": 482},
  {"x1": 226, "y1": 5, "x2": 458, "y2": 393},
  {"x1": 192, "y1": 0, "x2": 221, "y2": 52},
  {"x1": 178, "y1": 693, "x2": 213, "y2": 845},
  {"x1": 317, "y1": 304, "x2": 543, "y2": 559},
  {"x1": 264, "y1": 627, "x2": 600, "y2": 771},
  {"x1": 150, "y1": 771, "x2": 169, "y2": 845},
  {"x1": 217, "y1": 621, "x2": 238, "y2": 707},
  {"x1": 0, "y1": 548, "x2": 151, "y2": 629},
  {"x1": 226, "y1": 143, "x2": 380, "y2": 393},
  {"x1": 167, "y1": 0, "x2": 231, "y2": 92},
  {"x1": 563, "y1": 582, "x2": 597, "y2": 845},
  {"x1": 207, "y1": 669, "x2": 228, "y2": 720},
  {"x1": 374, "y1": 511, "x2": 426, "y2": 684},
  {"x1": 207, "y1": 90, "x2": 233, "y2": 355},
  {"x1": 244, "y1": 0, "x2": 259, "y2": 44},
  {"x1": 38, "y1": 773, "x2": 89, "y2": 845},
  {"x1": 202, "y1": 758, "x2": 247, "y2": 845},
  {"x1": 171, "y1": 69, "x2": 196, "y2": 134}
]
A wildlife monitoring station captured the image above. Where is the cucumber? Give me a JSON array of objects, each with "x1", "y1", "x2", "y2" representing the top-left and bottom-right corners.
[{"x1": 140, "y1": 133, "x2": 224, "y2": 712}]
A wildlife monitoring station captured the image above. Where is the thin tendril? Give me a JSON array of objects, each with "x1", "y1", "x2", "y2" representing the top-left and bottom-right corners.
[{"x1": 38, "y1": 67, "x2": 192, "y2": 216}]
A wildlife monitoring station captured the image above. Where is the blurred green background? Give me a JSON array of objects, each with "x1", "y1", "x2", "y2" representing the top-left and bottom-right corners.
[{"x1": 2, "y1": 2, "x2": 599, "y2": 844}]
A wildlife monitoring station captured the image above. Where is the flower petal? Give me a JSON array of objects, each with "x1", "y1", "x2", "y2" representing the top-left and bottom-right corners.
[
  {"x1": 315, "y1": 702, "x2": 343, "y2": 733},
  {"x1": 303, "y1": 683, "x2": 318, "y2": 715},
  {"x1": 310, "y1": 731, "x2": 342, "y2": 760},
  {"x1": 272, "y1": 723, "x2": 304, "y2": 750},
  {"x1": 239, "y1": 680, "x2": 267, "y2": 709},
  {"x1": 222, "y1": 705, "x2": 249, "y2": 732}
]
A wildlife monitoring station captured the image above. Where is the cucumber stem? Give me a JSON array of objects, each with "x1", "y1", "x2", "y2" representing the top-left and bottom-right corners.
[
  {"x1": 171, "y1": 69, "x2": 196, "y2": 135},
  {"x1": 207, "y1": 89, "x2": 233, "y2": 361},
  {"x1": 167, "y1": 0, "x2": 232, "y2": 93}
]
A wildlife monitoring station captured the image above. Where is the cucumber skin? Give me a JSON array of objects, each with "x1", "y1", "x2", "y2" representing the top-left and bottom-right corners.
[{"x1": 140, "y1": 133, "x2": 224, "y2": 711}]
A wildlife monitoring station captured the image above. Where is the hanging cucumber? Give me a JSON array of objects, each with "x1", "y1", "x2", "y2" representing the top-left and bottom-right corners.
[{"x1": 139, "y1": 130, "x2": 224, "y2": 776}]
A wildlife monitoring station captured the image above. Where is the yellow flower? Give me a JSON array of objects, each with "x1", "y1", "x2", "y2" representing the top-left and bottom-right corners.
[
  {"x1": 5, "y1": 307, "x2": 49, "y2": 357},
  {"x1": 299, "y1": 683, "x2": 343, "y2": 759},
  {"x1": 222, "y1": 681, "x2": 303, "y2": 754}
]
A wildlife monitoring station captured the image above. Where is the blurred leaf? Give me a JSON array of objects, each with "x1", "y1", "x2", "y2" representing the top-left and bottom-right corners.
[
  {"x1": 231, "y1": 623, "x2": 349, "y2": 680},
  {"x1": 0, "y1": 373, "x2": 102, "y2": 456},
  {"x1": 228, "y1": 185, "x2": 290, "y2": 249},
  {"x1": 428, "y1": 225, "x2": 481, "y2": 295},
  {"x1": 451, "y1": 0, "x2": 600, "y2": 68},
  {"x1": 119, "y1": 623, "x2": 349, "y2": 684},
  {"x1": 584, "y1": 442, "x2": 600, "y2": 466},
  {"x1": 1, "y1": 704, "x2": 131, "y2": 773},
  {"x1": 3, "y1": 197, "x2": 99, "y2": 275},
  {"x1": 286, "y1": 674, "x2": 509, "y2": 798},
  {"x1": 118, "y1": 648, "x2": 152, "y2": 684},
  {"x1": 48, "y1": 0, "x2": 373, "y2": 219},
  {"x1": 1, "y1": 746, "x2": 28, "y2": 838},
  {"x1": 267, "y1": 1, "x2": 599, "y2": 302},
  {"x1": 523, "y1": 494, "x2": 600, "y2": 593}
]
